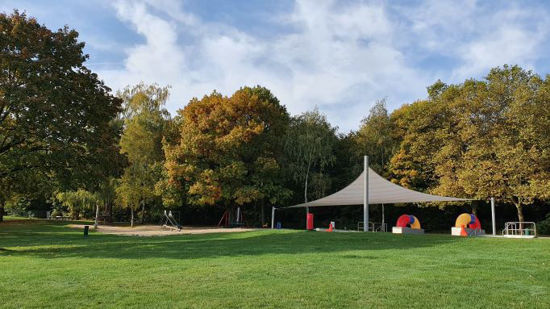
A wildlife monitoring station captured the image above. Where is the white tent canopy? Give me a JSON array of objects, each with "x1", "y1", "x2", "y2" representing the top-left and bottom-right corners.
[
  {"x1": 271, "y1": 156, "x2": 469, "y2": 231},
  {"x1": 288, "y1": 167, "x2": 468, "y2": 208}
]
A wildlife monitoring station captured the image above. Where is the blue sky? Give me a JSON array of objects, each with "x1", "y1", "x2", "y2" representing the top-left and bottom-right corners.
[{"x1": 2, "y1": 0, "x2": 550, "y2": 132}]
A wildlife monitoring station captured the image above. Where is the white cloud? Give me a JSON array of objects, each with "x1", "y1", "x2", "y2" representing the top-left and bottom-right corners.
[
  {"x1": 454, "y1": 26, "x2": 540, "y2": 79},
  {"x1": 402, "y1": 0, "x2": 550, "y2": 81},
  {"x1": 451, "y1": 7, "x2": 549, "y2": 80},
  {"x1": 95, "y1": 0, "x2": 550, "y2": 132}
]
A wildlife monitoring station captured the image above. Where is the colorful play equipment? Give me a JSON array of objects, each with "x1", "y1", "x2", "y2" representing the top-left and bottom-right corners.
[
  {"x1": 455, "y1": 213, "x2": 482, "y2": 229},
  {"x1": 451, "y1": 213, "x2": 485, "y2": 236},
  {"x1": 392, "y1": 214, "x2": 424, "y2": 234},
  {"x1": 396, "y1": 215, "x2": 421, "y2": 229}
]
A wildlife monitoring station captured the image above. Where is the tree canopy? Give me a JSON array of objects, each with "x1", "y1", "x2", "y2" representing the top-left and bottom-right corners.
[
  {"x1": 284, "y1": 108, "x2": 338, "y2": 203},
  {"x1": 116, "y1": 83, "x2": 170, "y2": 226},
  {"x1": 0, "y1": 11, "x2": 122, "y2": 221},
  {"x1": 389, "y1": 65, "x2": 550, "y2": 221},
  {"x1": 354, "y1": 99, "x2": 397, "y2": 175},
  {"x1": 165, "y1": 86, "x2": 291, "y2": 210}
]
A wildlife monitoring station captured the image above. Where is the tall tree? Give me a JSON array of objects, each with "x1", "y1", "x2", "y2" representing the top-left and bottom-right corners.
[
  {"x1": 284, "y1": 109, "x2": 338, "y2": 203},
  {"x1": 431, "y1": 66, "x2": 550, "y2": 222},
  {"x1": 354, "y1": 99, "x2": 398, "y2": 174},
  {"x1": 388, "y1": 96, "x2": 450, "y2": 190},
  {"x1": 155, "y1": 115, "x2": 183, "y2": 208},
  {"x1": 165, "y1": 86, "x2": 291, "y2": 217},
  {"x1": 116, "y1": 83, "x2": 170, "y2": 226},
  {"x1": 0, "y1": 12, "x2": 122, "y2": 221},
  {"x1": 389, "y1": 65, "x2": 550, "y2": 222}
]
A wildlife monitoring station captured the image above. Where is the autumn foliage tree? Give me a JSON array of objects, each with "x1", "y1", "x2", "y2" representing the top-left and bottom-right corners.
[
  {"x1": 165, "y1": 86, "x2": 291, "y2": 214},
  {"x1": 430, "y1": 66, "x2": 550, "y2": 222},
  {"x1": 390, "y1": 66, "x2": 550, "y2": 222}
]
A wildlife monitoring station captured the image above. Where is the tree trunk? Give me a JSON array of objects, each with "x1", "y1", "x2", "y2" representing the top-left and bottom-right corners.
[
  {"x1": 514, "y1": 202, "x2": 525, "y2": 235},
  {"x1": 106, "y1": 202, "x2": 113, "y2": 224},
  {"x1": 140, "y1": 200, "x2": 145, "y2": 224},
  {"x1": 471, "y1": 201, "x2": 478, "y2": 217},
  {"x1": 515, "y1": 202, "x2": 525, "y2": 235},
  {"x1": 0, "y1": 196, "x2": 5, "y2": 222},
  {"x1": 516, "y1": 203, "x2": 525, "y2": 223},
  {"x1": 130, "y1": 208, "x2": 134, "y2": 228},
  {"x1": 260, "y1": 201, "x2": 265, "y2": 226},
  {"x1": 94, "y1": 204, "x2": 99, "y2": 229}
]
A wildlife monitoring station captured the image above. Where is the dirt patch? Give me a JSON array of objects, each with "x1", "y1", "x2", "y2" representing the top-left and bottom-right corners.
[{"x1": 67, "y1": 224, "x2": 257, "y2": 237}]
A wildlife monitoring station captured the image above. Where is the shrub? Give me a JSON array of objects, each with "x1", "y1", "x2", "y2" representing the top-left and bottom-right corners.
[{"x1": 537, "y1": 213, "x2": 550, "y2": 236}]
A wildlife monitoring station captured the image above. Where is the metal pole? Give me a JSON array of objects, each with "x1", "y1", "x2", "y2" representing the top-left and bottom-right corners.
[
  {"x1": 271, "y1": 206, "x2": 275, "y2": 229},
  {"x1": 491, "y1": 197, "x2": 496, "y2": 236},
  {"x1": 382, "y1": 204, "x2": 385, "y2": 227},
  {"x1": 363, "y1": 155, "x2": 369, "y2": 232}
]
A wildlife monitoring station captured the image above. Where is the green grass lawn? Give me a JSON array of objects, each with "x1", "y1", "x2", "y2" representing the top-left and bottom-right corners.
[{"x1": 1, "y1": 220, "x2": 549, "y2": 308}]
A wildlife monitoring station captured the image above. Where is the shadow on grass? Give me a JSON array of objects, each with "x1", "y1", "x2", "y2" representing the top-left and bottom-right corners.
[{"x1": 0, "y1": 221, "x2": 465, "y2": 260}]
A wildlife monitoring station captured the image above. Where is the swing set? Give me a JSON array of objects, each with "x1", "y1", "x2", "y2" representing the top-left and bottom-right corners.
[{"x1": 217, "y1": 207, "x2": 246, "y2": 227}]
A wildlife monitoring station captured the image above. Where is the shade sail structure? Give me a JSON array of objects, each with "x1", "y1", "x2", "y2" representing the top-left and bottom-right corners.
[{"x1": 288, "y1": 168, "x2": 468, "y2": 208}]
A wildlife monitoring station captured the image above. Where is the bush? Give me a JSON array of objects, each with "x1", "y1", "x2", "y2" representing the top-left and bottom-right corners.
[
  {"x1": 5, "y1": 197, "x2": 31, "y2": 217},
  {"x1": 537, "y1": 213, "x2": 550, "y2": 236},
  {"x1": 50, "y1": 209, "x2": 63, "y2": 218}
]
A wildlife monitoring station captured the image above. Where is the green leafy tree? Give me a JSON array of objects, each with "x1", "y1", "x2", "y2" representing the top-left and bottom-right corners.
[
  {"x1": 284, "y1": 108, "x2": 338, "y2": 203},
  {"x1": 0, "y1": 12, "x2": 122, "y2": 221},
  {"x1": 55, "y1": 189, "x2": 100, "y2": 220},
  {"x1": 354, "y1": 99, "x2": 398, "y2": 174},
  {"x1": 97, "y1": 177, "x2": 118, "y2": 224},
  {"x1": 116, "y1": 164, "x2": 161, "y2": 227},
  {"x1": 116, "y1": 83, "x2": 170, "y2": 226}
]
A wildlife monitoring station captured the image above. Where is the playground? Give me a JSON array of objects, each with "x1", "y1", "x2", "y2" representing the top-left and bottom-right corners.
[{"x1": 0, "y1": 219, "x2": 549, "y2": 308}]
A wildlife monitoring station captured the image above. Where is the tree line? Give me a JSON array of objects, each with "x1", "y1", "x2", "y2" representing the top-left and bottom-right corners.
[{"x1": 1, "y1": 12, "x2": 549, "y2": 228}]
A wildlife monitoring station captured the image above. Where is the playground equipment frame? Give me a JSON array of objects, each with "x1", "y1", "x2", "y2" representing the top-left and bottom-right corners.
[{"x1": 502, "y1": 222, "x2": 537, "y2": 238}]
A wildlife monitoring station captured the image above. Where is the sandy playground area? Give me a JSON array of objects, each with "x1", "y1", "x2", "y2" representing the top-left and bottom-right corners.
[{"x1": 68, "y1": 224, "x2": 257, "y2": 237}]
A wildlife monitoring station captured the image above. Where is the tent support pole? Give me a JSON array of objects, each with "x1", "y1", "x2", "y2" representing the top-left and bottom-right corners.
[
  {"x1": 381, "y1": 204, "x2": 384, "y2": 230},
  {"x1": 271, "y1": 206, "x2": 275, "y2": 229},
  {"x1": 491, "y1": 197, "x2": 496, "y2": 236},
  {"x1": 363, "y1": 155, "x2": 369, "y2": 232}
]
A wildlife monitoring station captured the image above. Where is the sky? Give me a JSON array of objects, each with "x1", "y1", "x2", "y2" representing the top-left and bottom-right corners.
[{"x1": 2, "y1": 0, "x2": 550, "y2": 132}]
